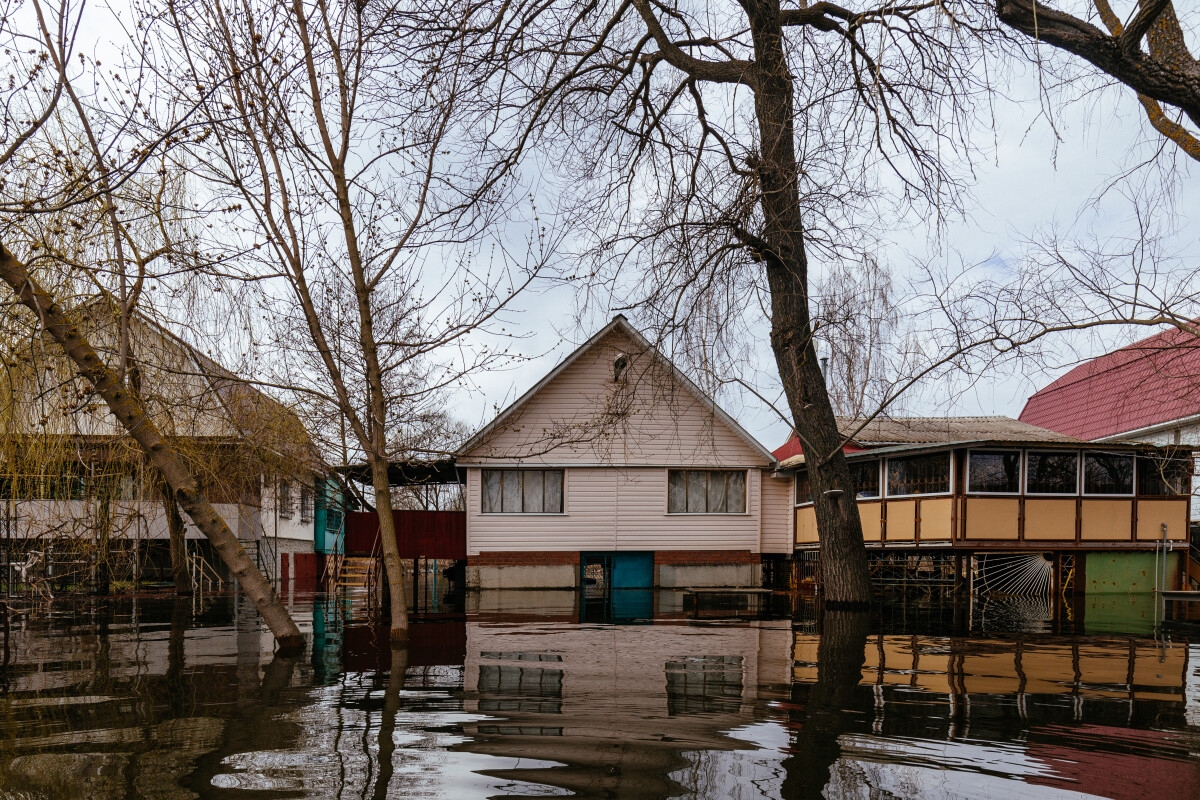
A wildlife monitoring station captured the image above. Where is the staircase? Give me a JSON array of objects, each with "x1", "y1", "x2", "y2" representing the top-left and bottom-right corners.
[{"x1": 334, "y1": 556, "x2": 379, "y2": 591}]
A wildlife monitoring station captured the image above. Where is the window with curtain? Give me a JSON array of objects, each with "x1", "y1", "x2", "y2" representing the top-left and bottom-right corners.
[
  {"x1": 667, "y1": 470, "x2": 746, "y2": 513},
  {"x1": 481, "y1": 469, "x2": 564, "y2": 513}
]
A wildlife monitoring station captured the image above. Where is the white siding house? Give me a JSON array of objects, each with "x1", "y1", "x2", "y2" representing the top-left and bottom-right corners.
[{"x1": 456, "y1": 316, "x2": 786, "y2": 589}]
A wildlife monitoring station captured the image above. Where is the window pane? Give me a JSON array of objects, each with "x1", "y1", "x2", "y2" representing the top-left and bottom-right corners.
[
  {"x1": 523, "y1": 470, "x2": 544, "y2": 513},
  {"x1": 1137, "y1": 457, "x2": 1190, "y2": 496},
  {"x1": 886, "y1": 453, "x2": 951, "y2": 496},
  {"x1": 668, "y1": 470, "x2": 686, "y2": 513},
  {"x1": 795, "y1": 472, "x2": 812, "y2": 505},
  {"x1": 727, "y1": 471, "x2": 746, "y2": 512},
  {"x1": 850, "y1": 461, "x2": 880, "y2": 499},
  {"x1": 482, "y1": 470, "x2": 502, "y2": 512},
  {"x1": 1026, "y1": 452, "x2": 1077, "y2": 494},
  {"x1": 544, "y1": 470, "x2": 564, "y2": 512},
  {"x1": 687, "y1": 471, "x2": 706, "y2": 513},
  {"x1": 969, "y1": 451, "x2": 1021, "y2": 493},
  {"x1": 1084, "y1": 453, "x2": 1133, "y2": 495},
  {"x1": 502, "y1": 470, "x2": 523, "y2": 512},
  {"x1": 708, "y1": 472, "x2": 727, "y2": 513}
]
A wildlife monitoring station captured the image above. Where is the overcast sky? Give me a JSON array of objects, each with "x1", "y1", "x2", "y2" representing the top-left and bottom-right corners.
[
  {"x1": 461, "y1": 58, "x2": 1200, "y2": 452},
  {"x1": 72, "y1": 2, "x2": 1200, "y2": 454}
]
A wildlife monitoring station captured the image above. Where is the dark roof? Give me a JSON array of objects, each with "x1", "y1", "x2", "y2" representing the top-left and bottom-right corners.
[
  {"x1": 838, "y1": 416, "x2": 1078, "y2": 446},
  {"x1": 339, "y1": 459, "x2": 463, "y2": 486},
  {"x1": 771, "y1": 416, "x2": 1076, "y2": 461}
]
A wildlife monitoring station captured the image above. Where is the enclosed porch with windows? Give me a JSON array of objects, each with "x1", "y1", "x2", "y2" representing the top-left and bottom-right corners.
[{"x1": 793, "y1": 441, "x2": 1194, "y2": 550}]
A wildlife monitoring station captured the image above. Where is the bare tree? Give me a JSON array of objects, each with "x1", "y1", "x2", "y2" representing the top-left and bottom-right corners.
[
  {"x1": 145, "y1": 0, "x2": 547, "y2": 639},
  {"x1": 0, "y1": 0, "x2": 301, "y2": 646},
  {"x1": 419, "y1": 0, "x2": 1009, "y2": 604},
  {"x1": 997, "y1": 1, "x2": 1200, "y2": 161}
]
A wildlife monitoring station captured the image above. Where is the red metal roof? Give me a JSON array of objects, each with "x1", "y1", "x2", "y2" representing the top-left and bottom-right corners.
[{"x1": 1019, "y1": 325, "x2": 1200, "y2": 440}]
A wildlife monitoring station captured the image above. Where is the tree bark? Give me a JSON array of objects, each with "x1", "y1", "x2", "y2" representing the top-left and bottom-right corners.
[
  {"x1": 160, "y1": 479, "x2": 193, "y2": 595},
  {"x1": 746, "y1": 0, "x2": 872, "y2": 606},
  {"x1": 371, "y1": 457, "x2": 410, "y2": 641},
  {"x1": 0, "y1": 244, "x2": 303, "y2": 649}
]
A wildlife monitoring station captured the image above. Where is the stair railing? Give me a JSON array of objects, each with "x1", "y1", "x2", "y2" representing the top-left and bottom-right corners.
[
  {"x1": 256, "y1": 536, "x2": 278, "y2": 586},
  {"x1": 188, "y1": 551, "x2": 224, "y2": 594}
]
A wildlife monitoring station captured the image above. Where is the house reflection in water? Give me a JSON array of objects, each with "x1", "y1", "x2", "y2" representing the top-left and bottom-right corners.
[
  {"x1": 458, "y1": 622, "x2": 794, "y2": 799},
  {"x1": 789, "y1": 631, "x2": 1199, "y2": 799}
]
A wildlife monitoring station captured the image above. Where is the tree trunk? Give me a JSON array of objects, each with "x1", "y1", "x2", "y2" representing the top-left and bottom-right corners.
[
  {"x1": 747, "y1": 0, "x2": 871, "y2": 606},
  {"x1": 371, "y1": 456, "x2": 410, "y2": 641},
  {"x1": 160, "y1": 479, "x2": 193, "y2": 594},
  {"x1": 0, "y1": 245, "x2": 303, "y2": 650}
]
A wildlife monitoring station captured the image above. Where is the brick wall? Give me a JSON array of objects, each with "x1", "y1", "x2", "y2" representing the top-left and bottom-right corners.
[{"x1": 654, "y1": 550, "x2": 760, "y2": 565}]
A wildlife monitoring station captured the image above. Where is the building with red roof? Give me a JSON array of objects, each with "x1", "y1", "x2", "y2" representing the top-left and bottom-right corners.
[{"x1": 1020, "y1": 324, "x2": 1200, "y2": 443}]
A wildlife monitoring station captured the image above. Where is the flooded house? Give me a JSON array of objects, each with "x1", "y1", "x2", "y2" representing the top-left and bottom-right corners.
[
  {"x1": 781, "y1": 417, "x2": 1196, "y2": 594},
  {"x1": 455, "y1": 315, "x2": 793, "y2": 591},
  {"x1": 0, "y1": 307, "x2": 335, "y2": 589}
]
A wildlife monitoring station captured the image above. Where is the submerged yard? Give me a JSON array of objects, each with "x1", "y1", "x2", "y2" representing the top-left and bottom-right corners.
[{"x1": 0, "y1": 591, "x2": 1195, "y2": 799}]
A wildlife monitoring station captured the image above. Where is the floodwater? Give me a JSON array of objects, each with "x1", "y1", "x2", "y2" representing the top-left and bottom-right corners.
[{"x1": 0, "y1": 590, "x2": 1197, "y2": 799}]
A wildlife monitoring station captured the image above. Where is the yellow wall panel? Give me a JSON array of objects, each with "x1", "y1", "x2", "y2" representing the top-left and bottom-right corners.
[
  {"x1": 1024, "y1": 499, "x2": 1077, "y2": 540},
  {"x1": 1081, "y1": 500, "x2": 1134, "y2": 541},
  {"x1": 795, "y1": 507, "x2": 818, "y2": 544},
  {"x1": 886, "y1": 500, "x2": 916, "y2": 541},
  {"x1": 920, "y1": 498, "x2": 954, "y2": 541},
  {"x1": 859, "y1": 502, "x2": 883, "y2": 542},
  {"x1": 1135, "y1": 499, "x2": 1189, "y2": 541},
  {"x1": 964, "y1": 498, "x2": 1019, "y2": 540}
]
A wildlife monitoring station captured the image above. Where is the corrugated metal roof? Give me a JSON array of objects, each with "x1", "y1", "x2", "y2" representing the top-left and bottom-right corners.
[
  {"x1": 1020, "y1": 325, "x2": 1200, "y2": 440},
  {"x1": 771, "y1": 415, "x2": 1076, "y2": 460}
]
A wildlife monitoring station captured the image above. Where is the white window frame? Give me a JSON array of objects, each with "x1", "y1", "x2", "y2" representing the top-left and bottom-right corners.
[
  {"x1": 965, "y1": 448, "x2": 1023, "y2": 496},
  {"x1": 479, "y1": 468, "x2": 568, "y2": 515},
  {"x1": 883, "y1": 451, "x2": 955, "y2": 500},
  {"x1": 1081, "y1": 450, "x2": 1136, "y2": 498},
  {"x1": 666, "y1": 468, "x2": 750, "y2": 515},
  {"x1": 1024, "y1": 449, "x2": 1080, "y2": 497}
]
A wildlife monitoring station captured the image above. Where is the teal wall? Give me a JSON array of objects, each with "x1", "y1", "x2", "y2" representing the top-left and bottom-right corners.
[
  {"x1": 1084, "y1": 551, "x2": 1181, "y2": 594},
  {"x1": 313, "y1": 478, "x2": 345, "y2": 555}
]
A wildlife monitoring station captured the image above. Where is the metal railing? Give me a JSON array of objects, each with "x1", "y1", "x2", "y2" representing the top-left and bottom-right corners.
[
  {"x1": 256, "y1": 536, "x2": 278, "y2": 586},
  {"x1": 188, "y1": 551, "x2": 224, "y2": 594}
]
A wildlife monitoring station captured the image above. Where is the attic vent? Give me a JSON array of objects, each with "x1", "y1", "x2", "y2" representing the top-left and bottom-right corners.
[{"x1": 613, "y1": 353, "x2": 629, "y2": 383}]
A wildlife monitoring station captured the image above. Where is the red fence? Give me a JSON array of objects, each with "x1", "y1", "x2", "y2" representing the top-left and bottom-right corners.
[{"x1": 344, "y1": 510, "x2": 466, "y2": 559}]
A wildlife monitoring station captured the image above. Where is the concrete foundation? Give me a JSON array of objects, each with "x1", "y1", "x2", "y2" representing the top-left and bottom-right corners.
[
  {"x1": 656, "y1": 563, "x2": 761, "y2": 588},
  {"x1": 466, "y1": 563, "x2": 577, "y2": 590}
]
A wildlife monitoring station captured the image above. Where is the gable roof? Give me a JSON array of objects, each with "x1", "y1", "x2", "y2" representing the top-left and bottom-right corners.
[
  {"x1": 1019, "y1": 324, "x2": 1200, "y2": 440},
  {"x1": 772, "y1": 415, "x2": 1076, "y2": 463},
  {"x1": 457, "y1": 315, "x2": 776, "y2": 463}
]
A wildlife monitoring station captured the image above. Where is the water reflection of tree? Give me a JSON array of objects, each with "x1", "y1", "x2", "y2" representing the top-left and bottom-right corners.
[{"x1": 781, "y1": 610, "x2": 870, "y2": 799}]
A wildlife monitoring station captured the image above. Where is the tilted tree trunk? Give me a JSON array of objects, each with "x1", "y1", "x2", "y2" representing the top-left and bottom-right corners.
[
  {"x1": 746, "y1": 1, "x2": 871, "y2": 606},
  {"x1": 0, "y1": 245, "x2": 303, "y2": 649},
  {"x1": 159, "y1": 479, "x2": 193, "y2": 595}
]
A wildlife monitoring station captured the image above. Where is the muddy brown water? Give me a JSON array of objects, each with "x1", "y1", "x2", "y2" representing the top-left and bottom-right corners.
[{"x1": 0, "y1": 590, "x2": 1196, "y2": 799}]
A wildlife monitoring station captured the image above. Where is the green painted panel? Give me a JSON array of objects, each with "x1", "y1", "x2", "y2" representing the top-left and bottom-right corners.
[{"x1": 1084, "y1": 551, "x2": 1181, "y2": 594}]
